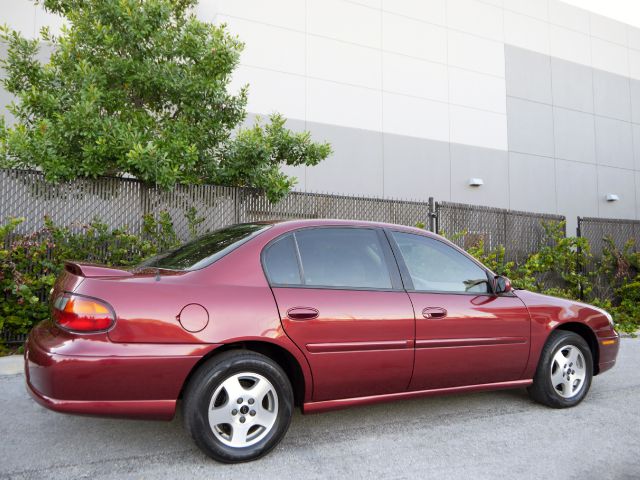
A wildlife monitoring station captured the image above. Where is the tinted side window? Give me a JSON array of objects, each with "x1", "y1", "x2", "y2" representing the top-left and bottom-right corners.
[
  {"x1": 392, "y1": 232, "x2": 489, "y2": 293},
  {"x1": 263, "y1": 234, "x2": 302, "y2": 285},
  {"x1": 139, "y1": 223, "x2": 268, "y2": 271},
  {"x1": 295, "y1": 228, "x2": 392, "y2": 289}
]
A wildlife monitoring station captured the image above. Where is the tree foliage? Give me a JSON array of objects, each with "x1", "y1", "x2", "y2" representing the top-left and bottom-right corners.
[{"x1": 0, "y1": 0, "x2": 330, "y2": 201}]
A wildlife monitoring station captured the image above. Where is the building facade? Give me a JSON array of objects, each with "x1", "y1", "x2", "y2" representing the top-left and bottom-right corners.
[{"x1": 3, "y1": 0, "x2": 640, "y2": 233}]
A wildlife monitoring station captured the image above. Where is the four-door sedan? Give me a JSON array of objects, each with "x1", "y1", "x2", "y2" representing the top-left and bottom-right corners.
[{"x1": 25, "y1": 219, "x2": 620, "y2": 463}]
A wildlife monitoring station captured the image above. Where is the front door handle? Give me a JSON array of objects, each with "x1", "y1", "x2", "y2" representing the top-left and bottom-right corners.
[
  {"x1": 287, "y1": 307, "x2": 319, "y2": 320},
  {"x1": 422, "y1": 307, "x2": 447, "y2": 319}
]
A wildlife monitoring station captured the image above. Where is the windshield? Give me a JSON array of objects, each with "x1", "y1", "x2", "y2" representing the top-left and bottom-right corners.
[{"x1": 138, "y1": 223, "x2": 270, "y2": 271}]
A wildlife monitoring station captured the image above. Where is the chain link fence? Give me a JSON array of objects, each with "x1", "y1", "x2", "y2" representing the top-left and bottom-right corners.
[
  {"x1": 577, "y1": 216, "x2": 640, "y2": 257},
  {"x1": 435, "y1": 201, "x2": 565, "y2": 263},
  {"x1": 4, "y1": 169, "x2": 616, "y2": 345},
  {"x1": 0, "y1": 169, "x2": 432, "y2": 240},
  {"x1": 577, "y1": 216, "x2": 640, "y2": 299}
]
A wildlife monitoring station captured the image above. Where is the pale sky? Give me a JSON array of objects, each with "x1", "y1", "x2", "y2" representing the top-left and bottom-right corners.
[{"x1": 562, "y1": 0, "x2": 640, "y2": 29}]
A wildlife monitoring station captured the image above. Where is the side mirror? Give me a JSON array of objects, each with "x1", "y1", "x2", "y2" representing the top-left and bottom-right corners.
[{"x1": 495, "y1": 275, "x2": 512, "y2": 293}]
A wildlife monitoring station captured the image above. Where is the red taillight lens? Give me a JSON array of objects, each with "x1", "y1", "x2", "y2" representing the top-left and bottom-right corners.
[{"x1": 53, "y1": 294, "x2": 115, "y2": 332}]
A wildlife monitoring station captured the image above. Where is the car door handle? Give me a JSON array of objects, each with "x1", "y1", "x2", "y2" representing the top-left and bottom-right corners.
[
  {"x1": 287, "y1": 307, "x2": 319, "y2": 320},
  {"x1": 422, "y1": 307, "x2": 447, "y2": 319}
]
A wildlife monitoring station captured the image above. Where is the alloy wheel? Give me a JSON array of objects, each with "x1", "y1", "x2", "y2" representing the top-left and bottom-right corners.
[
  {"x1": 208, "y1": 372, "x2": 279, "y2": 448},
  {"x1": 550, "y1": 345, "x2": 587, "y2": 399}
]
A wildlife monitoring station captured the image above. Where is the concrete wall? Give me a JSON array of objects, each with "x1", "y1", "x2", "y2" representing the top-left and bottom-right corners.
[{"x1": 3, "y1": 0, "x2": 640, "y2": 233}]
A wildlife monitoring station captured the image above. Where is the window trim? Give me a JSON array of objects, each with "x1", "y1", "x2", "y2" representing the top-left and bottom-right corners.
[
  {"x1": 260, "y1": 225, "x2": 404, "y2": 292},
  {"x1": 384, "y1": 228, "x2": 501, "y2": 297}
]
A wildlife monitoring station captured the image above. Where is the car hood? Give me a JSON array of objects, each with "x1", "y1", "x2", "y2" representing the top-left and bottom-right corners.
[
  {"x1": 514, "y1": 289, "x2": 613, "y2": 328},
  {"x1": 514, "y1": 289, "x2": 597, "y2": 311}
]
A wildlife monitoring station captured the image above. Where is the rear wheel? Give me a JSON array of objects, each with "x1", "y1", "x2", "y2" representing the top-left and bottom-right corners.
[
  {"x1": 527, "y1": 331, "x2": 593, "y2": 408},
  {"x1": 183, "y1": 350, "x2": 294, "y2": 463}
]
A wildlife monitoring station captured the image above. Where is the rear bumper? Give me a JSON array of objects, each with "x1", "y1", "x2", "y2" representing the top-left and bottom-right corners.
[
  {"x1": 25, "y1": 321, "x2": 221, "y2": 420},
  {"x1": 26, "y1": 374, "x2": 177, "y2": 420}
]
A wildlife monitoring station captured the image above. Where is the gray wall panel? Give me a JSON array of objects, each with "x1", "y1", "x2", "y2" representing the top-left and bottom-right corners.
[
  {"x1": 505, "y1": 45, "x2": 551, "y2": 104},
  {"x1": 593, "y1": 70, "x2": 631, "y2": 122},
  {"x1": 0, "y1": 41, "x2": 7, "y2": 68},
  {"x1": 594, "y1": 116, "x2": 634, "y2": 169},
  {"x1": 0, "y1": 41, "x2": 14, "y2": 125},
  {"x1": 508, "y1": 152, "x2": 557, "y2": 214},
  {"x1": 553, "y1": 107, "x2": 595, "y2": 164},
  {"x1": 449, "y1": 144, "x2": 508, "y2": 208},
  {"x1": 634, "y1": 124, "x2": 640, "y2": 171},
  {"x1": 506, "y1": 45, "x2": 638, "y2": 225},
  {"x1": 507, "y1": 97, "x2": 554, "y2": 157},
  {"x1": 304, "y1": 122, "x2": 384, "y2": 197},
  {"x1": 0, "y1": 88, "x2": 15, "y2": 125},
  {"x1": 597, "y1": 166, "x2": 637, "y2": 220},
  {"x1": 631, "y1": 79, "x2": 640, "y2": 125},
  {"x1": 383, "y1": 134, "x2": 450, "y2": 201},
  {"x1": 555, "y1": 159, "x2": 598, "y2": 233},
  {"x1": 550, "y1": 57, "x2": 594, "y2": 113}
]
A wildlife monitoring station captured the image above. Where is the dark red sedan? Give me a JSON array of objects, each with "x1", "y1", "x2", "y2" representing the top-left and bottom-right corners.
[{"x1": 25, "y1": 220, "x2": 620, "y2": 462}]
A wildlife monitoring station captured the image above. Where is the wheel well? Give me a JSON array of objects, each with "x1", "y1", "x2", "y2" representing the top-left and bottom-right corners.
[
  {"x1": 179, "y1": 341, "x2": 306, "y2": 406},
  {"x1": 555, "y1": 323, "x2": 600, "y2": 374}
]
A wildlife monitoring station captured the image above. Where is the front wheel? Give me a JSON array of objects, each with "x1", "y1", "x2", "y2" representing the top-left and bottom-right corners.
[
  {"x1": 183, "y1": 350, "x2": 294, "y2": 463},
  {"x1": 527, "y1": 330, "x2": 593, "y2": 408}
]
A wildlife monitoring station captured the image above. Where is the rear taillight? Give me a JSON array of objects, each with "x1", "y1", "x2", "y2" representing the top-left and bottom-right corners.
[{"x1": 53, "y1": 294, "x2": 115, "y2": 333}]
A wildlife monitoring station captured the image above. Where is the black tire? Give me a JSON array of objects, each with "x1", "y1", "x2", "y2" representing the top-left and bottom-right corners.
[
  {"x1": 183, "y1": 350, "x2": 294, "y2": 463},
  {"x1": 527, "y1": 330, "x2": 593, "y2": 408}
]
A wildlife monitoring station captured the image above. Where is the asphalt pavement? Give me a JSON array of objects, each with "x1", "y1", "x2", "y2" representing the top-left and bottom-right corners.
[{"x1": 1, "y1": 339, "x2": 638, "y2": 480}]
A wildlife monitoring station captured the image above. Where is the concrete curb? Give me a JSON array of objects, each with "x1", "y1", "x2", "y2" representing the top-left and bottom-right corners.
[{"x1": 0, "y1": 355, "x2": 23, "y2": 376}]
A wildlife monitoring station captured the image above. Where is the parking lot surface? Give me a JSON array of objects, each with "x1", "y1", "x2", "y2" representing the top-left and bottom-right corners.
[{"x1": 1, "y1": 339, "x2": 638, "y2": 480}]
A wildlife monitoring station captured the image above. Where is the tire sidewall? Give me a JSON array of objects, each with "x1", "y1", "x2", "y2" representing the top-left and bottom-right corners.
[
  {"x1": 186, "y1": 352, "x2": 293, "y2": 463},
  {"x1": 541, "y1": 332, "x2": 593, "y2": 407}
]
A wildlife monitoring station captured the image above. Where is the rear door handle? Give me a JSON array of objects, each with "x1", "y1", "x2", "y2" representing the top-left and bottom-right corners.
[
  {"x1": 287, "y1": 307, "x2": 319, "y2": 320},
  {"x1": 422, "y1": 307, "x2": 447, "y2": 319}
]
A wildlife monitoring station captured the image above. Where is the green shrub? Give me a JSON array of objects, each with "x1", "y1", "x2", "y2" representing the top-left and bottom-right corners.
[
  {"x1": 609, "y1": 282, "x2": 640, "y2": 336},
  {"x1": 462, "y1": 221, "x2": 638, "y2": 335},
  {"x1": 0, "y1": 218, "x2": 53, "y2": 336}
]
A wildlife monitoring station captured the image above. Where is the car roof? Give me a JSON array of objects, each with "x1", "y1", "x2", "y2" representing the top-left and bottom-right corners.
[{"x1": 258, "y1": 218, "x2": 435, "y2": 236}]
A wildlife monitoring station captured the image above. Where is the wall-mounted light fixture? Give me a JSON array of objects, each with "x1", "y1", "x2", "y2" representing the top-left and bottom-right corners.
[
  {"x1": 468, "y1": 178, "x2": 484, "y2": 187},
  {"x1": 606, "y1": 193, "x2": 620, "y2": 202}
]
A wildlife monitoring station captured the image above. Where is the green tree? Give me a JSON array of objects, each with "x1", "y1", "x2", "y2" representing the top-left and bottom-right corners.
[{"x1": 0, "y1": 0, "x2": 330, "y2": 201}]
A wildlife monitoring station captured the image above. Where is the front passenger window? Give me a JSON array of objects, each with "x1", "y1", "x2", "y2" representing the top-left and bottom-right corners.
[{"x1": 392, "y1": 232, "x2": 489, "y2": 293}]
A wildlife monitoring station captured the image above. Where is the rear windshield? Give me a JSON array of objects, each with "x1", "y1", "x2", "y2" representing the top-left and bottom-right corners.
[{"x1": 138, "y1": 223, "x2": 270, "y2": 271}]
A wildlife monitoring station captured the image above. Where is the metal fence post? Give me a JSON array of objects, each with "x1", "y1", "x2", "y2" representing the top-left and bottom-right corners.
[
  {"x1": 428, "y1": 197, "x2": 435, "y2": 232},
  {"x1": 503, "y1": 210, "x2": 508, "y2": 250},
  {"x1": 576, "y1": 217, "x2": 584, "y2": 301},
  {"x1": 234, "y1": 188, "x2": 241, "y2": 224}
]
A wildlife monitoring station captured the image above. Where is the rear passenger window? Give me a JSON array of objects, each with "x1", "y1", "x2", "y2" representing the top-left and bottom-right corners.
[
  {"x1": 295, "y1": 228, "x2": 392, "y2": 289},
  {"x1": 263, "y1": 234, "x2": 302, "y2": 285}
]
